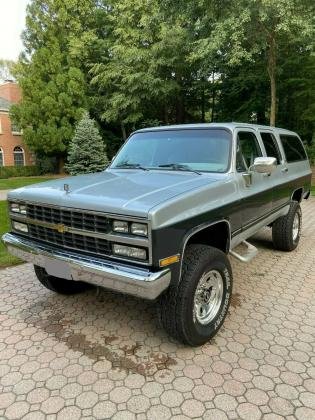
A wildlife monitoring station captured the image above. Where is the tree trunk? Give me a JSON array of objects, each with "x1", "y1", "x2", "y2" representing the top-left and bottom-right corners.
[
  {"x1": 267, "y1": 34, "x2": 277, "y2": 126},
  {"x1": 201, "y1": 85, "x2": 205, "y2": 122},
  {"x1": 121, "y1": 122, "x2": 127, "y2": 140},
  {"x1": 210, "y1": 72, "x2": 215, "y2": 122}
]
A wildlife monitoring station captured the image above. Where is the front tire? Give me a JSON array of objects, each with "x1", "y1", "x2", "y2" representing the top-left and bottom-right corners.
[
  {"x1": 157, "y1": 245, "x2": 233, "y2": 346},
  {"x1": 272, "y1": 201, "x2": 302, "y2": 251},
  {"x1": 34, "y1": 265, "x2": 93, "y2": 295}
]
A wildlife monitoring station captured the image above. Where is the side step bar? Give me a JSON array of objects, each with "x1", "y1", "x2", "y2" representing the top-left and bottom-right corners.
[{"x1": 230, "y1": 241, "x2": 258, "y2": 263}]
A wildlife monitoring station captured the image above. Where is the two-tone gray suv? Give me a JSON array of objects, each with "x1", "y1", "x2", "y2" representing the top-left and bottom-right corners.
[{"x1": 3, "y1": 123, "x2": 311, "y2": 345}]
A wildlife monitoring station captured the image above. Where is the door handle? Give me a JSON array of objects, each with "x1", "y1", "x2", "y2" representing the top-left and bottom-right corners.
[{"x1": 281, "y1": 167, "x2": 288, "y2": 173}]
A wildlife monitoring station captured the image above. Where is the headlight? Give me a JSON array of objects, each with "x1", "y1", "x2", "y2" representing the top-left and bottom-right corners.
[
  {"x1": 131, "y1": 223, "x2": 148, "y2": 236},
  {"x1": 113, "y1": 220, "x2": 129, "y2": 233},
  {"x1": 10, "y1": 202, "x2": 27, "y2": 215},
  {"x1": 12, "y1": 221, "x2": 28, "y2": 233},
  {"x1": 113, "y1": 244, "x2": 147, "y2": 260}
]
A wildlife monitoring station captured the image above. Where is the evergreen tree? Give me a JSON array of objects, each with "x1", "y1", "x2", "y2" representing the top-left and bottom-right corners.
[
  {"x1": 65, "y1": 112, "x2": 108, "y2": 175},
  {"x1": 10, "y1": 0, "x2": 96, "y2": 156}
]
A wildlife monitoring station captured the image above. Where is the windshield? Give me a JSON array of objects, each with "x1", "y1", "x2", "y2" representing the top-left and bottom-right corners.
[{"x1": 111, "y1": 129, "x2": 231, "y2": 173}]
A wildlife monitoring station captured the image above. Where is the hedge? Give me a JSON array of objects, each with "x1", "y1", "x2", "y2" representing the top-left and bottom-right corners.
[{"x1": 0, "y1": 166, "x2": 41, "y2": 179}]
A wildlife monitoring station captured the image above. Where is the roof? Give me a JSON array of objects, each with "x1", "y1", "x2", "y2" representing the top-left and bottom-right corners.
[
  {"x1": 0, "y1": 96, "x2": 11, "y2": 111},
  {"x1": 135, "y1": 122, "x2": 295, "y2": 135}
]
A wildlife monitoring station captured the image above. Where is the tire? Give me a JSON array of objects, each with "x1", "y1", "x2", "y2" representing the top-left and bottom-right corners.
[
  {"x1": 34, "y1": 265, "x2": 93, "y2": 295},
  {"x1": 157, "y1": 244, "x2": 233, "y2": 346},
  {"x1": 272, "y1": 201, "x2": 302, "y2": 251}
]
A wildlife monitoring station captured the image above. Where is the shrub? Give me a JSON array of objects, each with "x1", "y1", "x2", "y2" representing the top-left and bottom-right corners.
[
  {"x1": 0, "y1": 166, "x2": 41, "y2": 179},
  {"x1": 65, "y1": 112, "x2": 109, "y2": 175}
]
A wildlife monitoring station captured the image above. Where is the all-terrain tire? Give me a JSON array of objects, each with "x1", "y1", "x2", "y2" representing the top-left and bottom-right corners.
[
  {"x1": 157, "y1": 244, "x2": 233, "y2": 346},
  {"x1": 272, "y1": 201, "x2": 302, "y2": 251},
  {"x1": 34, "y1": 265, "x2": 93, "y2": 295}
]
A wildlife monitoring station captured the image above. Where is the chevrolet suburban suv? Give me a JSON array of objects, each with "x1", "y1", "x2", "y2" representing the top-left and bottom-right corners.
[{"x1": 3, "y1": 123, "x2": 311, "y2": 345}]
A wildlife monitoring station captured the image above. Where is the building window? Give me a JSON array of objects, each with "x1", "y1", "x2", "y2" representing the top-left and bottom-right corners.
[
  {"x1": 0, "y1": 147, "x2": 3, "y2": 166},
  {"x1": 14, "y1": 146, "x2": 24, "y2": 166},
  {"x1": 11, "y1": 122, "x2": 22, "y2": 135}
]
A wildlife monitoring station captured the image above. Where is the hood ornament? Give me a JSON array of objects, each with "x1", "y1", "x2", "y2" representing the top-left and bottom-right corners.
[{"x1": 64, "y1": 184, "x2": 70, "y2": 194}]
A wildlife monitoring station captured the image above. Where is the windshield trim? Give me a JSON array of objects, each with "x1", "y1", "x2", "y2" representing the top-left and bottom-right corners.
[{"x1": 109, "y1": 127, "x2": 233, "y2": 174}]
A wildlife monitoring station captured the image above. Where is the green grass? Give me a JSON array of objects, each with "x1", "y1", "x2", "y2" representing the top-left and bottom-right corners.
[
  {"x1": 0, "y1": 176, "x2": 59, "y2": 190},
  {"x1": 312, "y1": 186, "x2": 315, "y2": 196},
  {"x1": 0, "y1": 201, "x2": 22, "y2": 268}
]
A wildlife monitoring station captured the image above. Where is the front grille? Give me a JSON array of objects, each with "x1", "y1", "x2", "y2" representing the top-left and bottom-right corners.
[
  {"x1": 26, "y1": 204, "x2": 111, "y2": 233},
  {"x1": 28, "y1": 224, "x2": 111, "y2": 257},
  {"x1": 24, "y1": 204, "x2": 112, "y2": 257}
]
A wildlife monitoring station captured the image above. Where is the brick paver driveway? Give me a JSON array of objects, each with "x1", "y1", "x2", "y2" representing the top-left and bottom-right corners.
[{"x1": 1, "y1": 199, "x2": 315, "y2": 420}]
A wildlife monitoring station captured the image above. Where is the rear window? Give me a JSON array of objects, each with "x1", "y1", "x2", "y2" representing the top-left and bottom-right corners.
[{"x1": 280, "y1": 135, "x2": 307, "y2": 163}]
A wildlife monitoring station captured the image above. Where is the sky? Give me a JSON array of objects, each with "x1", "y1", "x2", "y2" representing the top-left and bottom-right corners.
[{"x1": 0, "y1": 0, "x2": 30, "y2": 61}]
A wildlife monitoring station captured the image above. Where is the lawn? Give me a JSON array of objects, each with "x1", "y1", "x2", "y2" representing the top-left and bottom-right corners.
[
  {"x1": 0, "y1": 201, "x2": 22, "y2": 268},
  {"x1": 312, "y1": 186, "x2": 315, "y2": 196},
  {"x1": 0, "y1": 176, "x2": 59, "y2": 190}
]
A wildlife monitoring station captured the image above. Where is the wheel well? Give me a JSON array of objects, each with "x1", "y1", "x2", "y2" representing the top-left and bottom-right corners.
[
  {"x1": 185, "y1": 221, "x2": 230, "y2": 254},
  {"x1": 292, "y1": 188, "x2": 303, "y2": 203}
]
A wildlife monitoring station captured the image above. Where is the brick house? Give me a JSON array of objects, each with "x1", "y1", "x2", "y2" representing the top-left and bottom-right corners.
[{"x1": 0, "y1": 81, "x2": 34, "y2": 167}]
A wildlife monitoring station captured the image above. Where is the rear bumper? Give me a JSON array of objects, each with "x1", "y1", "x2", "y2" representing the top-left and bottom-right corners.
[{"x1": 2, "y1": 233, "x2": 171, "y2": 300}]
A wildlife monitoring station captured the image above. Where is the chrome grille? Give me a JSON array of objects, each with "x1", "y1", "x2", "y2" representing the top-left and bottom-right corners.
[{"x1": 26, "y1": 204, "x2": 111, "y2": 233}]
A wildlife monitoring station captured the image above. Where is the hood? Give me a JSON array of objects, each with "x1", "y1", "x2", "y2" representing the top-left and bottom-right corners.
[{"x1": 8, "y1": 169, "x2": 222, "y2": 218}]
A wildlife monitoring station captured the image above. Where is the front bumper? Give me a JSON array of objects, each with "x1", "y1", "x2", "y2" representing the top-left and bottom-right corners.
[{"x1": 2, "y1": 233, "x2": 171, "y2": 300}]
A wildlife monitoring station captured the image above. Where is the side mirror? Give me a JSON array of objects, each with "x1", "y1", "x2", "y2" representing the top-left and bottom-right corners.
[{"x1": 251, "y1": 157, "x2": 277, "y2": 174}]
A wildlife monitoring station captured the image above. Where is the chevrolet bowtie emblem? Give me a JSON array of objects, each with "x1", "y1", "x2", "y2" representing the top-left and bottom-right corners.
[
  {"x1": 64, "y1": 184, "x2": 70, "y2": 193},
  {"x1": 56, "y1": 224, "x2": 68, "y2": 233}
]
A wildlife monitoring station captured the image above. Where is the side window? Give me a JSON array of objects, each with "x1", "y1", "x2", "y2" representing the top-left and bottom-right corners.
[
  {"x1": 236, "y1": 131, "x2": 262, "y2": 172},
  {"x1": 260, "y1": 132, "x2": 282, "y2": 164},
  {"x1": 280, "y1": 135, "x2": 307, "y2": 163}
]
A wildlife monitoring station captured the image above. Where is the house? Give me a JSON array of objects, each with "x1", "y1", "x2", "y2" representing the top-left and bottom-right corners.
[{"x1": 0, "y1": 80, "x2": 34, "y2": 167}]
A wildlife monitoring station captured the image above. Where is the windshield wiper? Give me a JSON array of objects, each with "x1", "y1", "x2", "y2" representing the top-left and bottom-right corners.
[
  {"x1": 115, "y1": 163, "x2": 149, "y2": 171},
  {"x1": 158, "y1": 163, "x2": 201, "y2": 175}
]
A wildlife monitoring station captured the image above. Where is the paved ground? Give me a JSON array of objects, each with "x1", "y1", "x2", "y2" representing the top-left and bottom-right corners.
[
  {"x1": 0, "y1": 199, "x2": 315, "y2": 420},
  {"x1": 0, "y1": 190, "x2": 9, "y2": 201}
]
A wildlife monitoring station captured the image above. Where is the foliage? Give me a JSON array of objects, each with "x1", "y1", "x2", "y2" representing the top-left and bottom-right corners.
[
  {"x1": 0, "y1": 166, "x2": 41, "y2": 179},
  {"x1": 65, "y1": 112, "x2": 108, "y2": 175},
  {"x1": 10, "y1": 0, "x2": 95, "y2": 155},
  {"x1": 0, "y1": 201, "x2": 22, "y2": 267},
  {"x1": 11, "y1": 0, "x2": 315, "y2": 160}
]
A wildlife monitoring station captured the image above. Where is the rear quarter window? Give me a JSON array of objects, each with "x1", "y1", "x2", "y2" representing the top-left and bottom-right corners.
[{"x1": 280, "y1": 135, "x2": 307, "y2": 163}]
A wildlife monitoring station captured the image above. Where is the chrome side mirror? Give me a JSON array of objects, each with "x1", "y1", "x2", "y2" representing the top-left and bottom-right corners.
[{"x1": 251, "y1": 157, "x2": 277, "y2": 174}]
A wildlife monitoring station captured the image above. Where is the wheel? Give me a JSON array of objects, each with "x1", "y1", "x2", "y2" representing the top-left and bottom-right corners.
[
  {"x1": 272, "y1": 201, "x2": 302, "y2": 251},
  {"x1": 157, "y1": 244, "x2": 233, "y2": 346},
  {"x1": 34, "y1": 265, "x2": 93, "y2": 295}
]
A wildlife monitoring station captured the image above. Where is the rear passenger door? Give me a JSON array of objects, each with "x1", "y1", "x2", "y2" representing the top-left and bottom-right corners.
[
  {"x1": 235, "y1": 130, "x2": 273, "y2": 227},
  {"x1": 259, "y1": 130, "x2": 288, "y2": 209}
]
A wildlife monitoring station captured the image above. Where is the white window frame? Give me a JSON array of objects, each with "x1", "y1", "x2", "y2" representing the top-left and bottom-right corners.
[
  {"x1": 0, "y1": 147, "x2": 4, "y2": 166},
  {"x1": 13, "y1": 146, "x2": 25, "y2": 166}
]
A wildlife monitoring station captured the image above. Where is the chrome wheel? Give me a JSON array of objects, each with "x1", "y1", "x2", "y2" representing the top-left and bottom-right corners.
[
  {"x1": 292, "y1": 212, "x2": 300, "y2": 241},
  {"x1": 194, "y1": 269, "x2": 224, "y2": 325}
]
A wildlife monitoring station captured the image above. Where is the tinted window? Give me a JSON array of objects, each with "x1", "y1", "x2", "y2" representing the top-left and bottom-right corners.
[
  {"x1": 280, "y1": 135, "x2": 307, "y2": 162},
  {"x1": 112, "y1": 129, "x2": 232, "y2": 173},
  {"x1": 236, "y1": 132, "x2": 262, "y2": 172},
  {"x1": 260, "y1": 132, "x2": 282, "y2": 164}
]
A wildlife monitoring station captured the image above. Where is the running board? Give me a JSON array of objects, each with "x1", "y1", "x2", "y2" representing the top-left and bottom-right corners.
[{"x1": 229, "y1": 241, "x2": 258, "y2": 263}]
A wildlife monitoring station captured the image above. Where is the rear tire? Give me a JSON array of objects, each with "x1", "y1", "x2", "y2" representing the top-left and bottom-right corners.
[
  {"x1": 34, "y1": 265, "x2": 93, "y2": 295},
  {"x1": 272, "y1": 201, "x2": 302, "y2": 251},
  {"x1": 157, "y1": 244, "x2": 232, "y2": 346}
]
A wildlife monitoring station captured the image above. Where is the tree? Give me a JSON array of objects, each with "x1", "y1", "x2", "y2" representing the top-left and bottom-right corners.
[
  {"x1": 65, "y1": 112, "x2": 108, "y2": 175},
  {"x1": 10, "y1": 0, "x2": 96, "y2": 156},
  {"x1": 191, "y1": 0, "x2": 315, "y2": 125}
]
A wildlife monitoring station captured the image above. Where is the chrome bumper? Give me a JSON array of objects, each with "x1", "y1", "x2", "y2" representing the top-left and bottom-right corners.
[{"x1": 2, "y1": 233, "x2": 171, "y2": 300}]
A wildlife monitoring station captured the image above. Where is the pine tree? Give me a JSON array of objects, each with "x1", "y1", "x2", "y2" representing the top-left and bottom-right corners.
[{"x1": 65, "y1": 112, "x2": 108, "y2": 175}]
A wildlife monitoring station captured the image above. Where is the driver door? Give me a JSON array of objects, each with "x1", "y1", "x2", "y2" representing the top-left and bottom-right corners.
[{"x1": 235, "y1": 130, "x2": 273, "y2": 228}]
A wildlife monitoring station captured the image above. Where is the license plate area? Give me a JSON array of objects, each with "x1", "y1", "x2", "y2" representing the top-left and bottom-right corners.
[{"x1": 44, "y1": 257, "x2": 72, "y2": 280}]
